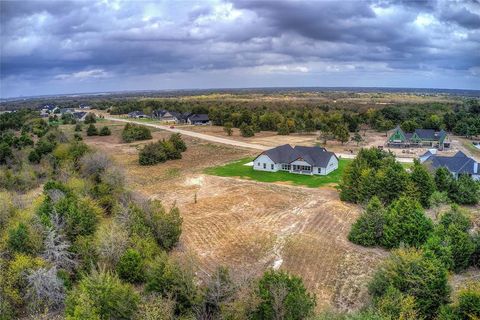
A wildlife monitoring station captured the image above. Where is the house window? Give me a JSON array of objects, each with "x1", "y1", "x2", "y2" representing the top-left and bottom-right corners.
[
  {"x1": 293, "y1": 165, "x2": 311, "y2": 171},
  {"x1": 257, "y1": 162, "x2": 260, "y2": 166},
  {"x1": 271, "y1": 164, "x2": 274, "y2": 170},
  {"x1": 263, "y1": 163, "x2": 266, "y2": 169}
]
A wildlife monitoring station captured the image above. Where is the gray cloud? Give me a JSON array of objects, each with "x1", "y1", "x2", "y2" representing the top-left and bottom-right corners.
[
  {"x1": 440, "y1": 2, "x2": 480, "y2": 29},
  {"x1": 0, "y1": 0, "x2": 479, "y2": 97}
]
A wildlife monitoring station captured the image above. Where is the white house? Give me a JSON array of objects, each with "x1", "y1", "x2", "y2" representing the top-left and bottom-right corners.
[{"x1": 253, "y1": 144, "x2": 338, "y2": 175}]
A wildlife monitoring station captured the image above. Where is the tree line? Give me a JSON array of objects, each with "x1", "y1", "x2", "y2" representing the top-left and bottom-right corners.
[{"x1": 342, "y1": 148, "x2": 480, "y2": 319}]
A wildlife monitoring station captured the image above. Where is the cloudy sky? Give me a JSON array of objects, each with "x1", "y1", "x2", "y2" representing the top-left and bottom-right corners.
[{"x1": 1, "y1": 0, "x2": 480, "y2": 98}]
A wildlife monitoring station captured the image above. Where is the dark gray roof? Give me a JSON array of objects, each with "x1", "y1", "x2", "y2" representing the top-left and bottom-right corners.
[
  {"x1": 293, "y1": 146, "x2": 335, "y2": 167},
  {"x1": 262, "y1": 144, "x2": 299, "y2": 163},
  {"x1": 438, "y1": 130, "x2": 447, "y2": 141},
  {"x1": 414, "y1": 129, "x2": 436, "y2": 140},
  {"x1": 189, "y1": 114, "x2": 209, "y2": 121},
  {"x1": 425, "y1": 151, "x2": 478, "y2": 175},
  {"x1": 159, "y1": 110, "x2": 177, "y2": 118},
  {"x1": 153, "y1": 110, "x2": 192, "y2": 120},
  {"x1": 169, "y1": 111, "x2": 183, "y2": 119},
  {"x1": 420, "y1": 150, "x2": 433, "y2": 158},
  {"x1": 393, "y1": 125, "x2": 447, "y2": 142},
  {"x1": 128, "y1": 111, "x2": 145, "y2": 116},
  {"x1": 152, "y1": 109, "x2": 165, "y2": 117},
  {"x1": 43, "y1": 105, "x2": 56, "y2": 111},
  {"x1": 453, "y1": 151, "x2": 467, "y2": 158},
  {"x1": 153, "y1": 109, "x2": 172, "y2": 118},
  {"x1": 258, "y1": 144, "x2": 336, "y2": 168},
  {"x1": 73, "y1": 111, "x2": 86, "y2": 119}
]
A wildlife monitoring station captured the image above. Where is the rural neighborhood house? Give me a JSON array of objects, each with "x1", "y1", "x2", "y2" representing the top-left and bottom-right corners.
[
  {"x1": 387, "y1": 126, "x2": 450, "y2": 150},
  {"x1": 152, "y1": 109, "x2": 185, "y2": 123},
  {"x1": 253, "y1": 144, "x2": 338, "y2": 175},
  {"x1": 186, "y1": 114, "x2": 210, "y2": 125},
  {"x1": 152, "y1": 109, "x2": 211, "y2": 125},
  {"x1": 127, "y1": 111, "x2": 147, "y2": 118},
  {"x1": 420, "y1": 150, "x2": 480, "y2": 180}
]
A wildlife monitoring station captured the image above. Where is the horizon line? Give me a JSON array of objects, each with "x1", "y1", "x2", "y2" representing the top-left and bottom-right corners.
[{"x1": 2, "y1": 85, "x2": 480, "y2": 102}]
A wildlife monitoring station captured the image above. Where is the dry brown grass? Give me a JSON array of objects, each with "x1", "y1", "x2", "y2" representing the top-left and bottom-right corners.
[
  {"x1": 77, "y1": 122, "x2": 387, "y2": 312},
  {"x1": 137, "y1": 91, "x2": 461, "y2": 110}
]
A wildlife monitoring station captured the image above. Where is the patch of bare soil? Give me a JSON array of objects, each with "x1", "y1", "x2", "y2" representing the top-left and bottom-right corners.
[
  {"x1": 180, "y1": 177, "x2": 386, "y2": 312},
  {"x1": 81, "y1": 127, "x2": 387, "y2": 312}
]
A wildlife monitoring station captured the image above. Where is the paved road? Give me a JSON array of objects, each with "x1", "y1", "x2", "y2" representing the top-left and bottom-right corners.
[{"x1": 104, "y1": 116, "x2": 413, "y2": 162}]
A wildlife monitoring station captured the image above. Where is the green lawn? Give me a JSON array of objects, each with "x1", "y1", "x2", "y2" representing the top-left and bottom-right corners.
[{"x1": 204, "y1": 158, "x2": 352, "y2": 188}]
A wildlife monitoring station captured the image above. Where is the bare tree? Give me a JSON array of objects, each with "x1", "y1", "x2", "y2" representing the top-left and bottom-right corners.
[
  {"x1": 270, "y1": 282, "x2": 288, "y2": 320},
  {"x1": 46, "y1": 189, "x2": 65, "y2": 204},
  {"x1": 26, "y1": 267, "x2": 65, "y2": 311},
  {"x1": 94, "y1": 220, "x2": 129, "y2": 268},
  {"x1": 205, "y1": 266, "x2": 236, "y2": 309},
  {"x1": 42, "y1": 217, "x2": 76, "y2": 271},
  {"x1": 101, "y1": 165, "x2": 125, "y2": 189},
  {"x1": 115, "y1": 204, "x2": 133, "y2": 229},
  {"x1": 134, "y1": 294, "x2": 175, "y2": 320},
  {"x1": 80, "y1": 152, "x2": 112, "y2": 178}
]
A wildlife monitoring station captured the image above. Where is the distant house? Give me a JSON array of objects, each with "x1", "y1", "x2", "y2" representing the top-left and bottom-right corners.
[
  {"x1": 73, "y1": 111, "x2": 87, "y2": 121},
  {"x1": 420, "y1": 150, "x2": 480, "y2": 180},
  {"x1": 40, "y1": 105, "x2": 59, "y2": 115},
  {"x1": 388, "y1": 126, "x2": 450, "y2": 150},
  {"x1": 187, "y1": 114, "x2": 210, "y2": 125},
  {"x1": 41, "y1": 105, "x2": 56, "y2": 112},
  {"x1": 253, "y1": 144, "x2": 338, "y2": 175},
  {"x1": 128, "y1": 111, "x2": 147, "y2": 118},
  {"x1": 79, "y1": 104, "x2": 91, "y2": 110},
  {"x1": 152, "y1": 110, "x2": 183, "y2": 123},
  {"x1": 59, "y1": 108, "x2": 74, "y2": 114}
]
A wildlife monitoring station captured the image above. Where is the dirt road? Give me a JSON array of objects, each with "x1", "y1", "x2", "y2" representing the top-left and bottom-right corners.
[
  {"x1": 105, "y1": 116, "x2": 270, "y2": 150},
  {"x1": 104, "y1": 116, "x2": 413, "y2": 162}
]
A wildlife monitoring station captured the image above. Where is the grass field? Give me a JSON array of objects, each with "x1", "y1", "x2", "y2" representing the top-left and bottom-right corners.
[
  {"x1": 461, "y1": 139, "x2": 480, "y2": 157},
  {"x1": 205, "y1": 157, "x2": 352, "y2": 188}
]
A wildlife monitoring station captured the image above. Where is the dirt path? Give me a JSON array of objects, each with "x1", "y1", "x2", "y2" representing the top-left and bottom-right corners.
[
  {"x1": 104, "y1": 116, "x2": 270, "y2": 150},
  {"x1": 103, "y1": 116, "x2": 413, "y2": 162}
]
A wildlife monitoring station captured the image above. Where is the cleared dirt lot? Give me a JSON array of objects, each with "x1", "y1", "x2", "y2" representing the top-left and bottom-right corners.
[{"x1": 77, "y1": 121, "x2": 387, "y2": 312}]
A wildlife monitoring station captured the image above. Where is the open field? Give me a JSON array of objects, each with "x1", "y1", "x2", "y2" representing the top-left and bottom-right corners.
[
  {"x1": 205, "y1": 157, "x2": 351, "y2": 188},
  {"x1": 134, "y1": 91, "x2": 463, "y2": 110},
  {"x1": 96, "y1": 112, "x2": 470, "y2": 164},
  {"x1": 71, "y1": 122, "x2": 388, "y2": 312}
]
